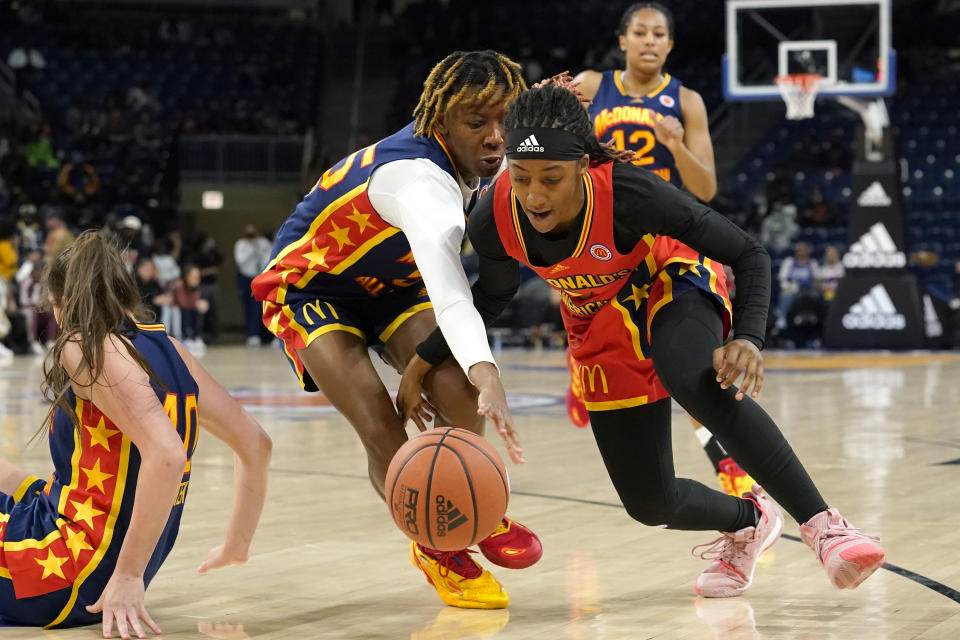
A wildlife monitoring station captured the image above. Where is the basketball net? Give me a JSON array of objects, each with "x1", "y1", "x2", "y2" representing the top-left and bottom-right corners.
[{"x1": 775, "y1": 73, "x2": 821, "y2": 120}]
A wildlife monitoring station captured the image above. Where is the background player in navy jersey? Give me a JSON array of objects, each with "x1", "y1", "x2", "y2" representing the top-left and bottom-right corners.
[
  {"x1": 401, "y1": 80, "x2": 886, "y2": 600},
  {"x1": 0, "y1": 231, "x2": 271, "y2": 638},
  {"x1": 252, "y1": 51, "x2": 541, "y2": 610},
  {"x1": 575, "y1": 2, "x2": 716, "y2": 200},
  {"x1": 571, "y1": 2, "x2": 755, "y2": 496}
]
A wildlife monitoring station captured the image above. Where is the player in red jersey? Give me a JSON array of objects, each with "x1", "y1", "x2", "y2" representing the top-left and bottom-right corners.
[
  {"x1": 401, "y1": 81, "x2": 885, "y2": 598},
  {"x1": 571, "y1": 3, "x2": 755, "y2": 497}
]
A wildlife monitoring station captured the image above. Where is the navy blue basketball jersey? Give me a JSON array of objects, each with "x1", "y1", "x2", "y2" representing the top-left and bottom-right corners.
[
  {"x1": 254, "y1": 122, "x2": 489, "y2": 309},
  {"x1": 0, "y1": 323, "x2": 198, "y2": 627},
  {"x1": 588, "y1": 70, "x2": 684, "y2": 187}
]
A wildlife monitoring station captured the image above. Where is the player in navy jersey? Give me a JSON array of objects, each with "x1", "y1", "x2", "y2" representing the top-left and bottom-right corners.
[
  {"x1": 252, "y1": 51, "x2": 542, "y2": 610},
  {"x1": 571, "y1": 3, "x2": 755, "y2": 497},
  {"x1": 0, "y1": 231, "x2": 271, "y2": 637},
  {"x1": 575, "y1": 2, "x2": 716, "y2": 200}
]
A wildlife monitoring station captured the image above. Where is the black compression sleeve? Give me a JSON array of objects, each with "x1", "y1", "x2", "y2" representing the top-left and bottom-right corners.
[
  {"x1": 415, "y1": 191, "x2": 521, "y2": 366},
  {"x1": 610, "y1": 163, "x2": 771, "y2": 348}
]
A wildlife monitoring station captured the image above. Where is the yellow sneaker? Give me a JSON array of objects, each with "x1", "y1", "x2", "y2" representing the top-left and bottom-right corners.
[
  {"x1": 411, "y1": 542, "x2": 509, "y2": 609},
  {"x1": 717, "y1": 458, "x2": 757, "y2": 498}
]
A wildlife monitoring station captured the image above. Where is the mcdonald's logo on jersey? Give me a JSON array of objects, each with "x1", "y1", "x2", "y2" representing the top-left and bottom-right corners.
[
  {"x1": 593, "y1": 105, "x2": 664, "y2": 138},
  {"x1": 579, "y1": 363, "x2": 609, "y2": 395},
  {"x1": 590, "y1": 243, "x2": 613, "y2": 261}
]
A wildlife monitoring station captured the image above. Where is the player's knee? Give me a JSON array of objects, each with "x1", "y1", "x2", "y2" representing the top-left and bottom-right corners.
[
  {"x1": 620, "y1": 479, "x2": 686, "y2": 527},
  {"x1": 357, "y1": 423, "x2": 407, "y2": 466},
  {"x1": 426, "y1": 372, "x2": 482, "y2": 429},
  {"x1": 658, "y1": 366, "x2": 719, "y2": 413},
  {"x1": 623, "y1": 499, "x2": 671, "y2": 527}
]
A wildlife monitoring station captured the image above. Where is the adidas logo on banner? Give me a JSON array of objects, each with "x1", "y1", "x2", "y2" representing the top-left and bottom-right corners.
[
  {"x1": 516, "y1": 134, "x2": 543, "y2": 153},
  {"x1": 435, "y1": 497, "x2": 468, "y2": 536},
  {"x1": 842, "y1": 284, "x2": 906, "y2": 330},
  {"x1": 857, "y1": 181, "x2": 893, "y2": 207},
  {"x1": 842, "y1": 222, "x2": 906, "y2": 269},
  {"x1": 923, "y1": 294, "x2": 943, "y2": 338}
]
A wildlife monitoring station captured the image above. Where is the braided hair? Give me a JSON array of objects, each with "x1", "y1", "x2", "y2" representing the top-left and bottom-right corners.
[
  {"x1": 413, "y1": 50, "x2": 526, "y2": 137},
  {"x1": 506, "y1": 74, "x2": 636, "y2": 164}
]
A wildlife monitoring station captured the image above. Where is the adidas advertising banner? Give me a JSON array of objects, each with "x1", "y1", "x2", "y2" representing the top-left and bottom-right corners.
[
  {"x1": 844, "y1": 161, "x2": 907, "y2": 271},
  {"x1": 824, "y1": 274, "x2": 924, "y2": 348},
  {"x1": 922, "y1": 289, "x2": 955, "y2": 349}
]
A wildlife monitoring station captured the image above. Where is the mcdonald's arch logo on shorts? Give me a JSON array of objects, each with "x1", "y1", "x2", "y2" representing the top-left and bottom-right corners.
[{"x1": 579, "y1": 363, "x2": 609, "y2": 394}]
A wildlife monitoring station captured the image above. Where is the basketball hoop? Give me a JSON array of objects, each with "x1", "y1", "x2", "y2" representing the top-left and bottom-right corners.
[{"x1": 775, "y1": 73, "x2": 821, "y2": 120}]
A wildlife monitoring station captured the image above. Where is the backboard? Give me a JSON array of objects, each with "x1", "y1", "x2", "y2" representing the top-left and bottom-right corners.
[{"x1": 723, "y1": 0, "x2": 895, "y2": 100}]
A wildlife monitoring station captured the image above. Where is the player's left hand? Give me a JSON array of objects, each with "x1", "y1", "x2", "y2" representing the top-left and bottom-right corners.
[
  {"x1": 713, "y1": 338, "x2": 764, "y2": 401},
  {"x1": 87, "y1": 573, "x2": 161, "y2": 639},
  {"x1": 197, "y1": 543, "x2": 248, "y2": 574},
  {"x1": 654, "y1": 115, "x2": 685, "y2": 151},
  {"x1": 397, "y1": 355, "x2": 439, "y2": 431}
]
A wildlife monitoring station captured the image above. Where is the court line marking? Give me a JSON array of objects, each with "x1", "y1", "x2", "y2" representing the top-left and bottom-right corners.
[{"x1": 904, "y1": 436, "x2": 960, "y2": 451}]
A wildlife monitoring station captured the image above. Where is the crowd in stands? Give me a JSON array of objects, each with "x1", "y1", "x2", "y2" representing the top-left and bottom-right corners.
[
  {"x1": 0, "y1": 1, "x2": 324, "y2": 355},
  {"x1": 385, "y1": 0, "x2": 724, "y2": 132},
  {"x1": 1, "y1": 0, "x2": 958, "y2": 353},
  {"x1": 0, "y1": 205, "x2": 236, "y2": 356}
]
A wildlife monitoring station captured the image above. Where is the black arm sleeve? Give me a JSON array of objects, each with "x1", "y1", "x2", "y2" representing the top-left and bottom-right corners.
[
  {"x1": 415, "y1": 192, "x2": 522, "y2": 365},
  {"x1": 611, "y1": 163, "x2": 771, "y2": 348}
]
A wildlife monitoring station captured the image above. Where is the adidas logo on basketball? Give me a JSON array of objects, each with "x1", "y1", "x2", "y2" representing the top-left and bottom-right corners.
[
  {"x1": 857, "y1": 181, "x2": 893, "y2": 207},
  {"x1": 516, "y1": 134, "x2": 543, "y2": 153},
  {"x1": 842, "y1": 222, "x2": 906, "y2": 269},
  {"x1": 435, "y1": 496, "x2": 468, "y2": 537},
  {"x1": 842, "y1": 284, "x2": 906, "y2": 330}
]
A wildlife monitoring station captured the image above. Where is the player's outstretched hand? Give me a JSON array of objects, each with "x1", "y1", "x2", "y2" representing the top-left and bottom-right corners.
[
  {"x1": 198, "y1": 544, "x2": 248, "y2": 574},
  {"x1": 397, "y1": 354, "x2": 439, "y2": 431},
  {"x1": 468, "y1": 362, "x2": 524, "y2": 464},
  {"x1": 713, "y1": 338, "x2": 764, "y2": 401},
  {"x1": 477, "y1": 386, "x2": 524, "y2": 465},
  {"x1": 86, "y1": 573, "x2": 160, "y2": 640}
]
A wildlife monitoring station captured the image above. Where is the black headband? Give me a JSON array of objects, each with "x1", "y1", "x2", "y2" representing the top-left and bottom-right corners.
[{"x1": 506, "y1": 127, "x2": 586, "y2": 160}]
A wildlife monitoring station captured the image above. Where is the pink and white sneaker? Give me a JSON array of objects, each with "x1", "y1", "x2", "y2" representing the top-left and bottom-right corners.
[
  {"x1": 800, "y1": 508, "x2": 885, "y2": 589},
  {"x1": 693, "y1": 485, "x2": 784, "y2": 598}
]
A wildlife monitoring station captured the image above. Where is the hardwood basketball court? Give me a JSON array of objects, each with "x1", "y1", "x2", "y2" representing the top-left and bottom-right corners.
[{"x1": 2, "y1": 346, "x2": 958, "y2": 639}]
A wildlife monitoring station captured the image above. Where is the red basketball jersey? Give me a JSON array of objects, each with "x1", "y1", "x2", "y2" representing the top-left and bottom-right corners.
[
  {"x1": 492, "y1": 163, "x2": 648, "y2": 350},
  {"x1": 490, "y1": 162, "x2": 732, "y2": 410}
]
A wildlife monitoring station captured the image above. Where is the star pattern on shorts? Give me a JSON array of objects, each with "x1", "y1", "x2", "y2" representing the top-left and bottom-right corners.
[
  {"x1": 64, "y1": 526, "x2": 94, "y2": 561},
  {"x1": 35, "y1": 549, "x2": 68, "y2": 581}
]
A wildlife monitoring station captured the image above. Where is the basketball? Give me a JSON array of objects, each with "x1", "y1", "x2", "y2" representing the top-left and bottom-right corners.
[{"x1": 386, "y1": 427, "x2": 509, "y2": 551}]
